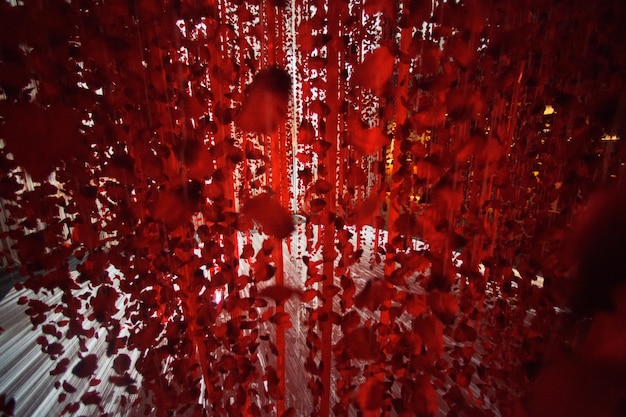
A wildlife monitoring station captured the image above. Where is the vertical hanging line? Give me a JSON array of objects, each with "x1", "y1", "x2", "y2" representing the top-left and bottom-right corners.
[
  {"x1": 259, "y1": 0, "x2": 267, "y2": 66},
  {"x1": 289, "y1": 0, "x2": 301, "y2": 217},
  {"x1": 320, "y1": 0, "x2": 341, "y2": 415},
  {"x1": 263, "y1": 0, "x2": 288, "y2": 415},
  {"x1": 179, "y1": 241, "x2": 214, "y2": 413}
]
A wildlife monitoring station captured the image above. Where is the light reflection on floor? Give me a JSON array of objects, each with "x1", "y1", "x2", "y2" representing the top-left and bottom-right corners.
[
  {"x1": 0, "y1": 262, "x2": 141, "y2": 416},
  {"x1": 0, "y1": 226, "x2": 504, "y2": 416}
]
